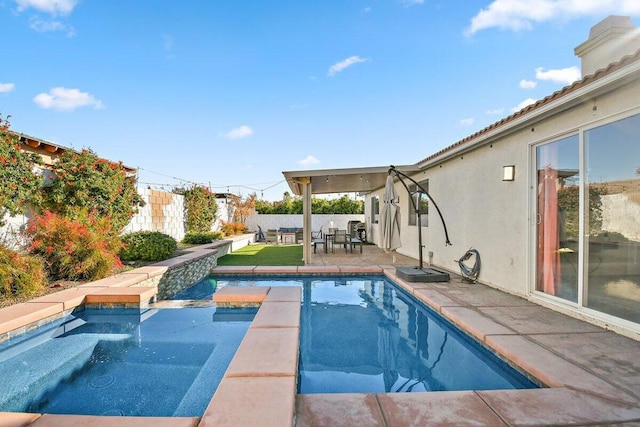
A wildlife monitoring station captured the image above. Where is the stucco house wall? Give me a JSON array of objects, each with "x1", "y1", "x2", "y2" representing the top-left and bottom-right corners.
[{"x1": 367, "y1": 56, "x2": 640, "y2": 299}]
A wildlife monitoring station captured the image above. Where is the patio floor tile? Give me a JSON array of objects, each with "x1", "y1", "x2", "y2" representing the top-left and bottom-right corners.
[
  {"x1": 338, "y1": 265, "x2": 384, "y2": 274},
  {"x1": 252, "y1": 266, "x2": 299, "y2": 274},
  {"x1": 528, "y1": 331, "x2": 640, "y2": 400},
  {"x1": 250, "y1": 302, "x2": 301, "y2": 329},
  {"x1": 441, "y1": 285, "x2": 536, "y2": 307},
  {"x1": 0, "y1": 412, "x2": 41, "y2": 427},
  {"x1": 224, "y1": 327, "x2": 298, "y2": 377},
  {"x1": 478, "y1": 306, "x2": 605, "y2": 334},
  {"x1": 413, "y1": 288, "x2": 461, "y2": 311},
  {"x1": 200, "y1": 376, "x2": 295, "y2": 427},
  {"x1": 263, "y1": 286, "x2": 302, "y2": 302},
  {"x1": 486, "y1": 334, "x2": 639, "y2": 404},
  {"x1": 212, "y1": 286, "x2": 270, "y2": 305},
  {"x1": 439, "y1": 306, "x2": 515, "y2": 341},
  {"x1": 296, "y1": 394, "x2": 385, "y2": 427},
  {"x1": 0, "y1": 302, "x2": 63, "y2": 335},
  {"x1": 297, "y1": 265, "x2": 340, "y2": 274},
  {"x1": 376, "y1": 391, "x2": 508, "y2": 426},
  {"x1": 211, "y1": 266, "x2": 256, "y2": 274},
  {"x1": 29, "y1": 287, "x2": 106, "y2": 310},
  {"x1": 122, "y1": 265, "x2": 168, "y2": 279},
  {"x1": 84, "y1": 287, "x2": 157, "y2": 304},
  {"x1": 478, "y1": 387, "x2": 640, "y2": 426},
  {"x1": 78, "y1": 273, "x2": 149, "y2": 288}
]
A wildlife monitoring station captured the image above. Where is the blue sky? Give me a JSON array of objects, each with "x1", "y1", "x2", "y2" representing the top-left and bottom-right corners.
[{"x1": 2, "y1": 1, "x2": 639, "y2": 201}]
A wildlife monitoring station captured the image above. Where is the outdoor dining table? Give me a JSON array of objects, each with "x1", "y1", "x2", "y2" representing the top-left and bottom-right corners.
[{"x1": 322, "y1": 231, "x2": 362, "y2": 253}]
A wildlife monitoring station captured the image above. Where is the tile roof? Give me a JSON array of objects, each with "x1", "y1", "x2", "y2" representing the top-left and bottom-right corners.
[{"x1": 416, "y1": 48, "x2": 640, "y2": 166}]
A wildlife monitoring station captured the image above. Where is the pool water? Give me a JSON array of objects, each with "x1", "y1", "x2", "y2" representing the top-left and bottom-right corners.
[
  {"x1": 181, "y1": 275, "x2": 539, "y2": 394},
  {"x1": 0, "y1": 307, "x2": 255, "y2": 417}
]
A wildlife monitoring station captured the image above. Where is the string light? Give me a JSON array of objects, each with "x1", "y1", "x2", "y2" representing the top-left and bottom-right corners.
[{"x1": 136, "y1": 167, "x2": 286, "y2": 195}]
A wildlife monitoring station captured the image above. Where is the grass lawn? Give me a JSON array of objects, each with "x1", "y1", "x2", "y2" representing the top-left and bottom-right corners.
[{"x1": 216, "y1": 244, "x2": 304, "y2": 266}]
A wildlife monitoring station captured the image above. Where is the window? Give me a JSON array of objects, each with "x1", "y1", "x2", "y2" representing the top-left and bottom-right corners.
[{"x1": 408, "y1": 180, "x2": 429, "y2": 227}]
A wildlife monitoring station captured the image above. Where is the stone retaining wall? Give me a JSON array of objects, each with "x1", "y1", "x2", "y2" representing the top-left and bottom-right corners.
[{"x1": 155, "y1": 249, "x2": 220, "y2": 300}]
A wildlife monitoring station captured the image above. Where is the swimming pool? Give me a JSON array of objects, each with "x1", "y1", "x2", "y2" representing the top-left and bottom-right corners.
[
  {"x1": 0, "y1": 306, "x2": 255, "y2": 417},
  {"x1": 181, "y1": 275, "x2": 539, "y2": 394}
]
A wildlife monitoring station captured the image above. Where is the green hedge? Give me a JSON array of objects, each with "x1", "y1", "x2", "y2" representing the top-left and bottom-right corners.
[
  {"x1": 120, "y1": 231, "x2": 177, "y2": 262},
  {"x1": 182, "y1": 231, "x2": 224, "y2": 244}
]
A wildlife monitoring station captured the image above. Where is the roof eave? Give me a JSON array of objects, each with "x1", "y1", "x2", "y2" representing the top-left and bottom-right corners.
[{"x1": 416, "y1": 51, "x2": 640, "y2": 170}]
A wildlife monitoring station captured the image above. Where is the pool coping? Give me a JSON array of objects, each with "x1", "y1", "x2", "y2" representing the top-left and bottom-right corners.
[{"x1": 2, "y1": 260, "x2": 640, "y2": 425}]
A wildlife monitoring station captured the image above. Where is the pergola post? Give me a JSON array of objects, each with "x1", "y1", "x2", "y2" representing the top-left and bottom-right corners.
[{"x1": 300, "y1": 178, "x2": 312, "y2": 264}]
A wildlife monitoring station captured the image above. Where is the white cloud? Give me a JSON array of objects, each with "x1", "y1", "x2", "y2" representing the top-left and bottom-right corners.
[
  {"x1": 33, "y1": 87, "x2": 103, "y2": 111},
  {"x1": 29, "y1": 16, "x2": 74, "y2": 35},
  {"x1": 223, "y1": 125, "x2": 254, "y2": 140},
  {"x1": 0, "y1": 83, "x2": 15, "y2": 93},
  {"x1": 519, "y1": 79, "x2": 537, "y2": 89},
  {"x1": 364, "y1": 7, "x2": 371, "y2": 13},
  {"x1": 328, "y1": 56, "x2": 368, "y2": 77},
  {"x1": 535, "y1": 66, "x2": 581, "y2": 85},
  {"x1": 298, "y1": 155, "x2": 320, "y2": 166},
  {"x1": 460, "y1": 117, "x2": 475, "y2": 126},
  {"x1": 466, "y1": 0, "x2": 640, "y2": 35},
  {"x1": 15, "y1": 0, "x2": 78, "y2": 16},
  {"x1": 400, "y1": 0, "x2": 424, "y2": 5},
  {"x1": 486, "y1": 108, "x2": 505, "y2": 115},
  {"x1": 511, "y1": 97, "x2": 537, "y2": 112}
]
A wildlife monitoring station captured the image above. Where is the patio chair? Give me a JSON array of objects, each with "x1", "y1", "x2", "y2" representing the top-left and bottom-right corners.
[
  {"x1": 266, "y1": 229, "x2": 279, "y2": 244},
  {"x1": 349, "y1": 232, "x2": 363, "y2": 253},
  {"x1": 313, "y1": 236, "x2": 325, "y2": 253},
  {"x1": 311, "y1": 226, "x2": 323, "y2": 239},
  {"x1": 331, "y1": 229, "x2": 349, "y2": 253}
]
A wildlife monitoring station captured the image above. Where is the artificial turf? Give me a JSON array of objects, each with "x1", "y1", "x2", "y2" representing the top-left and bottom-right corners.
[{"x1": 215, "y1": 243, "x2": 304, "y2": 266}]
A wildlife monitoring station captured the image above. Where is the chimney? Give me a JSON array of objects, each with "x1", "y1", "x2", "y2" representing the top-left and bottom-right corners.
[{"x1": 574, "y1": 16, "x2": 640, "y2": 78}]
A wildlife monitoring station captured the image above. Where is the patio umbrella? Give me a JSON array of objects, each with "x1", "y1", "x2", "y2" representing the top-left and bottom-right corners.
[{"x1": 379, "y1": 174, "x2": 402, "y2": 257}]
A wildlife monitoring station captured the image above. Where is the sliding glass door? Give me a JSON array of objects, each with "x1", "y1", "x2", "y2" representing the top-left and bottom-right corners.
[
  {"x1": 584, "y1": 114, "x2": 640, "y2": 323},
  {"x1": 534, "y1": 113, "x2": 640, "y2": 324}
]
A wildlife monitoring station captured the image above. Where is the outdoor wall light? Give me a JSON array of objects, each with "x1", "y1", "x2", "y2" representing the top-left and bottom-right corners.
[{"x1": 503, "y1": 165, "x2": 515, "y2": 181}]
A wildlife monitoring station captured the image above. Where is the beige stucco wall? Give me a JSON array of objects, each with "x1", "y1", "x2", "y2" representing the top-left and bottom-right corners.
[{"x1": 368, "y1": 74, "x2": 640, "y2": 298}]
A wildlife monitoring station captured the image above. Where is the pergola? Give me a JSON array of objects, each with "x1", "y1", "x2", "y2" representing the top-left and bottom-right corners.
[{"x1": 282, "y1": 164, "x2": 418, "y2": 264}]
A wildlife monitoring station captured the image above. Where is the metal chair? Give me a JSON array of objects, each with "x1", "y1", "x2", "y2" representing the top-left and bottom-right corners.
[{"x1": 331, "y1": 229, "x2": 348, "y2": 253}]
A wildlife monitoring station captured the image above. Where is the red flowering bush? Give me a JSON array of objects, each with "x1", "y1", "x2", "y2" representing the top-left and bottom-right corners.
[
  {"x1": 41, "y1": 148, "x2": 144, "y2": 234},
  {"x1": 0, "y1": 115, "x2": 43, "y2": 227},
  {"x1": 0, "y1": 246, "x2": 46, "y2": 302},
  {"x1": 26, "y1": 210, "x2": 123, "y2": 281}
]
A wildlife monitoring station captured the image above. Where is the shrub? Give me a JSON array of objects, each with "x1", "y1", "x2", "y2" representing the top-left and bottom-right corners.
[
  {"x1": 0, "y1": 116, "x2": 43, "y2": 227},
  {"x1": 0, "y1": 246, "x2": 47, "y2": 299},
  {"x1": 182, "y1": 231, "x2": 224, "y2": 244},
  {"x1": 120, "y1": 231, "x2": 177, "y2": 262},
  {"x1": 220, "y1": 221, "x2": 247, "y2": 236},
  {"x1": 183, "y1": 186, "x2": 218, "y2": 233},
  {"x1": 41, "y1": 148, "x2": 144, "y2": 234},
  {"x1": 26, "y1": 210, "x2": 123, "y2": 281}
]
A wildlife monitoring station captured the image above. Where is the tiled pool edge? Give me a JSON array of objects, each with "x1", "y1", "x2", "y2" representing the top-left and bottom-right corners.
[
  {"x1": 199, "y1": 286, "x2": 301, "y2": 426},
  {"x1": 209, "y1": 267, "x2": 640, "y2": 425}
]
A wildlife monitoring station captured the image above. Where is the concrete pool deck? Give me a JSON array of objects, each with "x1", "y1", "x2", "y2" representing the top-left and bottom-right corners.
[{"x1": 1, "y1": 243, "x2": 640, "y2": 425}]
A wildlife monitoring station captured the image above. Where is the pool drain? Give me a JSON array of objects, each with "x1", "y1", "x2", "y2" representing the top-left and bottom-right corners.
[{"x1": 90, "y1": 374, "x2": 115, "y2": 389}]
